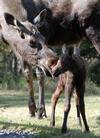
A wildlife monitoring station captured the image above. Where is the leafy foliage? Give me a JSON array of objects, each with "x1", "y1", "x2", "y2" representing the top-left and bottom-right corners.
[{"x1": 88, "y1": 61, "x2": 100, "y2": 86}]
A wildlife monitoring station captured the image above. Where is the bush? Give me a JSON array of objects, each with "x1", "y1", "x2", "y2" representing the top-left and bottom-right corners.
[{"x1": 86, "y1": 80, "x2": 100, "y2": 95}]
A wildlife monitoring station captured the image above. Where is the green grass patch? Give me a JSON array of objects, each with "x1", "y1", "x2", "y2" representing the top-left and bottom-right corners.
[{"x1": 0, "y1": 80, "x2": 100, "y2": 138}]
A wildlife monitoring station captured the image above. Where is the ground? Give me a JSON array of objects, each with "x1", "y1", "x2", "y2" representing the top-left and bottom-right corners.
[{"x1": 0, "y1": 80, "x2": 100, "y2": 138}]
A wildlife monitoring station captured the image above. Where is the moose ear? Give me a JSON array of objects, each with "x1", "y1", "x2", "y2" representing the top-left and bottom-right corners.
[
  {"x1": 4, "y1": 12, "x2": 25, "y2": 30},
  {"x1": 4, "y1": 13, "x2": 17, "y2": 26},
  {"x1": 33, "y1": 9, "x2": 47, "y2": 27}
]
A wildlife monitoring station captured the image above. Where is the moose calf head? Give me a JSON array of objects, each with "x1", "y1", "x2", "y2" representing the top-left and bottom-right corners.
[{"x1": 52, "y1": 53, "x2": 73, "y2": 77}]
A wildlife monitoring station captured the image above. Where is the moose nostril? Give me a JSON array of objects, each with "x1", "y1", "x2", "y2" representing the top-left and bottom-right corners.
[
  {"x1": 30, "y1": 40, "x2": 42, "y2": 50},
  {"x1": 30, "y1": 40, "x2": 35, "y2": 45},
  {"x1": 48, "y1": 59, "x2": 57, "y2": 69},
  {"x1": 51, "y1": 60, "x2": 57, "y2": 66},
  {"x1": 30, "y1": 40, "x2": 37, "y2": 48}
]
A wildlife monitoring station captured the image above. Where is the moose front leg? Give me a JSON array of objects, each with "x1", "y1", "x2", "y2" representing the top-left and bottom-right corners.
[
  {"x1": 36, "y1": 67, "x2": 47, "y2": 119},
  {"x1": 24, "y1": 65, "x2": 37, "y2": 117}
]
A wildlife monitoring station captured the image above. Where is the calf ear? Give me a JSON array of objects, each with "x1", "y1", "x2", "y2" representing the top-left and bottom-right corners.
[{"x1": 33, "y1": 9, "x2": 47, "y2": 27}]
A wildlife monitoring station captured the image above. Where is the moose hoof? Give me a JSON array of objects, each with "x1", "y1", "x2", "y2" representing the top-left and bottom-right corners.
[
  {"x1": 61, "y1": 126, "x2": 67, "y2": 134},
  {"x1": 50, "y1": 121, "x2": 55, "y2": 127},
  {"x1": 82, "y1": 128, "x2": 90, "y2": 133},
  {"x1": 29, "y1": 109, "x2": 36, "y2": 117},
  {"x1": 28, "y1": 103, "x2": 37, "y2": 117},
  {"x1": 37, "y1": 107, "x2": 47, "y2": 119},
  {"x1": 77, "y1": 117, "x2": 82, "y2": 126}
]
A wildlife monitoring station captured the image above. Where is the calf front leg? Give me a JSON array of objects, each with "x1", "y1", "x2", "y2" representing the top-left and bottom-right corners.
[{"x1": 50, "y1": 80, "x2": 63, "y2": 126}]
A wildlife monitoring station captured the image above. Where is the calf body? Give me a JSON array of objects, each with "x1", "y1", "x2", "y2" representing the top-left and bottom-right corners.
[{"x1": 50, "y1": 54, "x2": 89, "y2": 133}]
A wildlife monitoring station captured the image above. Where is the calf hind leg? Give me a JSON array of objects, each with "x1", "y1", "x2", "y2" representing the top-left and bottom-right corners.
[
  {"x1": 76, "y1": 86, "x2": 90, "y2": 132},
  {"x1": 75, "y1": 92, "x2": 82, "y2": 126},
  {"x1": 61, "y1": 86, "x2": 73, "y2": 133}
]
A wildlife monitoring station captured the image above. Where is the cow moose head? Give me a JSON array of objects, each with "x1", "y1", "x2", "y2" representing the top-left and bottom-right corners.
[{"x1": 0, "y1": 11, "x2": 58, "y2": 75}]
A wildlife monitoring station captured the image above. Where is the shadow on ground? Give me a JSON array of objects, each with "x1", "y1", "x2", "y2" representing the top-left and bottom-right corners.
[{"x1": 0, "y1": 121, "x2": 99, "y2": 138}]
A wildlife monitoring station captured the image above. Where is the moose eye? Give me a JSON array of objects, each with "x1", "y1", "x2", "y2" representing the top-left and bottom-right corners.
[{"x1": 20, "y1": 31, "x2": 25, "y2": 39}]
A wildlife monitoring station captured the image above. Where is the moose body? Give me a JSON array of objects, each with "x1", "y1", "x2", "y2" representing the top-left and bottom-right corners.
[{"x1": 50, "y1": 52, "x2": 89, "y2": 133}]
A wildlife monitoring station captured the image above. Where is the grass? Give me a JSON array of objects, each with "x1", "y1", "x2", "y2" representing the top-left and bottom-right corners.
[{"x1": 0, "y1": 79, "x2": 100, "y2": 138}]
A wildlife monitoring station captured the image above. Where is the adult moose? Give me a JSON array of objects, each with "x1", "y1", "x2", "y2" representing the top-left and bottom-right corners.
[{"x1": 0, "y1": 0, "x2": 58, "y2": 117}]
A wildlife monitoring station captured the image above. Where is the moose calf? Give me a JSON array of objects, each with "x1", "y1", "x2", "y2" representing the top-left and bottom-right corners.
[{"x1": 51, "y1": 48, "x2": 90, "y2": 133}]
